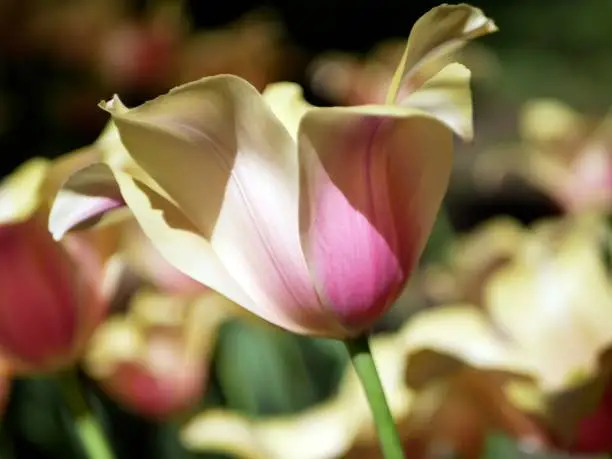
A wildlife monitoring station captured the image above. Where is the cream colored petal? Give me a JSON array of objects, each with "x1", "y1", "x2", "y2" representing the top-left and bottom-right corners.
[
  {"x1": 386, "y1": 4, "x2": 496, "y2": 104},
  {"x1": 85, "y1": 316, "x2": 145, "y2": 379},
  {"x1": 48, "y1": 164, "x2": 127, "y2": 240},
  {"x1": 298, "y1": 104, "x2": 454, "y2": 330},
  {"x1": 485, "y1": 228, "x2": 612, "y2": 392},
  {"x1": 451, "y1": 216, "x2": 525, "y2": 273},
  {"x1": 110, "y1": 168, "x2": 259, "y2": 320},
  {"x1": 94, "y1": 118, "x2": 161, "y2": 191},
  {"x1": 182, "y1": 410, "x2": 269, "y2": 459},
  {"x1": 0, "y1": 158, "x2": 49, "y2": 224},
  {"x1": 398, "y1": 305, "x2": 535, "y2": 376},
  {"x1": 182, "y1": 398, "x2": 362, "y2": 459},
  {"x1": 42, "y1": 145, "x2": 102, "y2": 202},
  {"x1": 119, "y1": 219, "x2": 206, "y2": 294},
  {"x1": 401, "y1": 63, "x2": 473, "y2": 140},
  {"x1": 104, "y1": 75, "x2": 336, "y2": 336},
  {"x1": 262, "y1": 82, "x2": 313, "y2": 140}
]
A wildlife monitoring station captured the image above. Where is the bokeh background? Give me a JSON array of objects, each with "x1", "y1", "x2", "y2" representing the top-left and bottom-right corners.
[{"x1": 2, "y1": 0, "x2": 612, "y2": 458}]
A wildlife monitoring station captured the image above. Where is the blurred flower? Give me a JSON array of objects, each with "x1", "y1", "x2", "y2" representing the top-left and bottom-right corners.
[
  {"x1": 421, "y1": 216, "x2": 526, "y2": 306},
  {"x1": 404, "y1": 214, "x2": 612, "y2": 451},
  {"x1": 26, "y1": 1, "x2": 296, "y2": 95},
  {"x1": 25, "y1": 0, "x2": 127, "y2": 68},
  {"x1": 180, "y1": 309, "x2": 547, "y2": 459},
  {"x1": 177, "y1": 10, "x2": 302, "y2": 91},
  {"x1": 85, "y1": 288, "x2": 241, "y2": 419},
  {"x1": 0, "y1": 157, "x2": 122, "y2": 373},
  {"x1": 98, "y1": 3, "x2": 185, "y2": 93},
  {"x1": 474, "y1": 99, "x2": 612, "y2": 214},
  {"x1": 50, "y1": 4, "x2": 496, "y2": 338}
]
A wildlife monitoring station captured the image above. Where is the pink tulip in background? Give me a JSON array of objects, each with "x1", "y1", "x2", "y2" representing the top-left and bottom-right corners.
[{"x1": 0, "y1": 159, "x2": 119, "y2": 372}]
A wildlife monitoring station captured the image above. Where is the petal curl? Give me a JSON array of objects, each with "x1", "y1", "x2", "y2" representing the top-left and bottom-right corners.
[
  {"x1": 387, "y1": 3, "x2": 497, "y2": 103},
  {"x1": 401, "y1": 63, "x2": 473, "y2": 140}
]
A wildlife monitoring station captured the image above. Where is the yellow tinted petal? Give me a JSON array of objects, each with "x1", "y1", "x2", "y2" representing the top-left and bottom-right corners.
[
  {"x1": 386, "y1": 3, "x2": 496, "y2": 104},
  {"x1": 0, "y1": 158, "x2": 50, "y2": 224},
  {"x1": 401, "y1": 63, "x2": 473, "y2": 140}
]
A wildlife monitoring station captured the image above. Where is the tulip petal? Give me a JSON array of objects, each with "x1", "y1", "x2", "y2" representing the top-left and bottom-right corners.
[
  {"x1": 387, "y1": 4, "x2": 496, "y2": 103},
  {"x1": 298, "y1": 102, "x2": 454, "y2": 330},
  {"x1": 401, "y1": 63, "x2": 473, "y2": 140},
  {"x1": 103, "y1": 75, "x2": 340, "y2": 335},
  {"x1": 182, "y1": 399, "x2": 361, "y2": 459},
  {"x1": 484, "y1": 227, "x2": 612, "y2": 392},
  {"x1": 262, "y1": 82, "x2": 312, "y2": 140},
  {"x1": 49, "y1": 164, "x2": 127, "y2": 240},
  {"x1": 109, "y1": 168, "x2": 257, "y2": 318},
  {"x1": 399, "y1": 305, "x2": 534, "y2": 375},
  {"x1": 0, "y1": 158, "x2": 49, "y2": 224}
]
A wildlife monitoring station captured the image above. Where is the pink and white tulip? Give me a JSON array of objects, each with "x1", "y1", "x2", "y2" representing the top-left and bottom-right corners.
[{"x1": 49, "y1": 4, "x2": 496, "y2": 338}]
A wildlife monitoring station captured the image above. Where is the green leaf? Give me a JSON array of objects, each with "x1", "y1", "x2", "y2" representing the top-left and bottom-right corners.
[{"x1": 214, "y1": 320, "x2": 317, "y2": 416}]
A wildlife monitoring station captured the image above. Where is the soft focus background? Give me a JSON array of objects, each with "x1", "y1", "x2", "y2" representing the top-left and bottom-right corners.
[{"x1": 3, "y1": 0, "x2": 612, "y2": 458}]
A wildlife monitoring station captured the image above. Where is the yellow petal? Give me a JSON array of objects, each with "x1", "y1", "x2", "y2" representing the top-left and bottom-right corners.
[
  {"x1": 451, "y1": 216, "x2": 525, "y2": 275},
  {"x1": 85, "y1": 316, "x2": 145, "y2": 379},
  {"x1": 109, "y1": 168, "x2": 258, "y2": 319},
  {"x1": 0, "y1": 158, "x2": 50, "y2": 224},
  {"x1": 182, "y1": 399, "x2": 361, "y2": 459},
  {"x1": 401, "y1": 63, "x2": 473, "y2": 140},
  {"x1": 484, "y1": 224, "x2": 612, "y2": 391},
  {"x1": 119, "y1": 219, "x2": 207, "y2": 294},
  {"x1": 386, "y1": 3, "x2": 497, "y2": 104},
  {"x1": 399, "y1": 305, "x2": 535, "y2": 376},
  {"x1": 262, "y1": 82, "x2": 313, "y2": 140},
  {"x1": 181, "y1": 410, "x2": 268, "y2": 458}
]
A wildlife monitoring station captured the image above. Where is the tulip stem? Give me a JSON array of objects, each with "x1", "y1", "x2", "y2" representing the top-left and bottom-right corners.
[
  {"x1": 344, "y1": 334, "x2": 405, "y2": 459},
  {"x1": 57, "y1": 370, "x2": 117, "y2": 459}
]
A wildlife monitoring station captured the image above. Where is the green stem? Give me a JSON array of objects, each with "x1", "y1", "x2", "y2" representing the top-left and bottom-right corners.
[
  {"x1": 57, "y1": 370, "x2": 116, "y2": 459},
  {"x1": 344, "y1": 334, "x2": 405, "y2": 459}
]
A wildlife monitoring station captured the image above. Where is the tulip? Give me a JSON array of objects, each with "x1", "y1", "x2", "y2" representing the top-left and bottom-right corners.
[
  {"x1": 50, "y1": 4, "x2": 496, "y2": 338},
  {"x1": 85, "y1": 288, "x2": 240, "y2": 419},
  {"x1": 0, "y1": 157, "x2": 120, "y2": 373}
]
